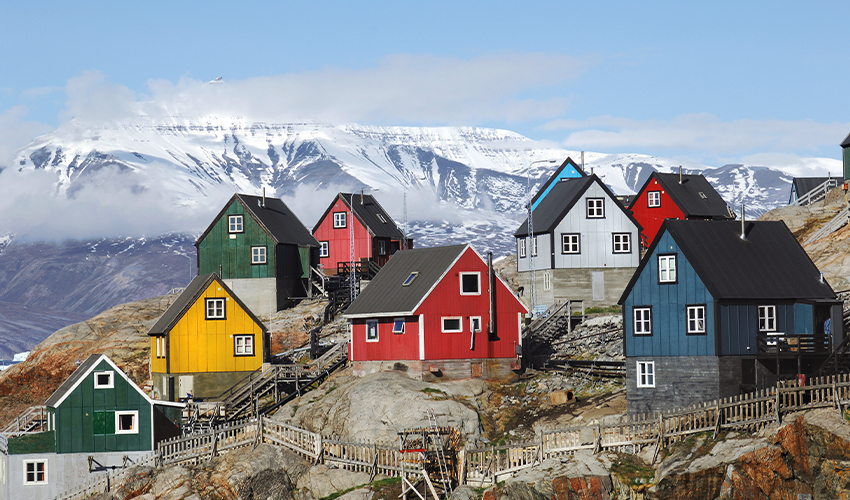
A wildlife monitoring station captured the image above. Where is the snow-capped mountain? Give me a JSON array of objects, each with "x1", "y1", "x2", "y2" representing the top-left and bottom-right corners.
[{"x1": 9, "y1": 117, "x2": 836, "y2": 256}]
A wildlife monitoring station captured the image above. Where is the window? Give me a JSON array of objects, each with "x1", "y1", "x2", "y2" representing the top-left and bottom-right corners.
[
  {"x1": 586, "y1": 198, "x2": 605, "y2": 218},
  {"x1": 115, "y1": 411, "x2": 138, "y2": 434},
  {"x1": 94, "y1": 371, "x2": 114, "y2": 389},
  {"x1": 460, "y1": 272, "x2": 481, "y2": 295},
  {"x1": 518, "y1": 238, "x2": 527, "y2": 258},
  {"x1": 402, "y1": 272, "x2": 419, "y2": 286},
  {"x1": 698, "y1": 192, "x2": 708, "y2": 199},
  {"x1": 530, "y1": 236, "x2": 538, "y2": 257},
  {"x1": 759, "y1": 305, "x2": 776, "y2": 332},
  {"x1": 228, "y1": 215, "x2": 243, "y2": 233},
  {"x1": 24, "y1": 460, "x2": 47, "y2": 484},
  {"x1": 647, "y1": 191, "x2": 661, "y2": 207},
  {"x1": 470, "y1": 317, "x2": 482, "y2": 333},
  {"x1": 393, "y1": 319, "x2": 405, "y2": 334},
  {"x1": 319, "y1": 241, "x2": 329, "y2": 258},
  {"x1": 155, "y1": 337, "x2": 166, "y2": 359},
  {"x1": 687, "y1": 305, "x2": 706, "y2": 334},
  {"x1": 251, "y1": 246, "x2": 267, "y2": 264},
  {"x1": 333, "y1": 212, "x2": 347, "y2": 228},
  {"x1": 378, "y1": 240, "x2": 386, "y2": 256},
  {"x1": 366, "y1": 321, "x2": 379, "y2": 342},
  {"x1": 234, "y1": 335, "x2": 254, "y2": 356},
  {"x1": 377, "y1": 213, "x2": 387, "y2": 223},
  {"x1": 613, "y1": 233, "x2": 631, "y2": 253},
  {"x1": 562, "y1": 233, "x2": 580, "y2": 254},
  {"x1": 442, "y1": 317, "x2": 463, "y2": 333},
  {"x1": 206, "y1": 298, "x2": 225, "y2": 319},
  {"x1": 634, "y1": 307, "x2": 652, "y2": 335},
  {"x1": 543, "y1": 271, "x2": 551, "y2": 291},
  {"x1": 637, "y1": 361, "x2": 655, "y2": 388},
  {"x1": 658, "y1": 255, "x2": 677, "y2": 283}
]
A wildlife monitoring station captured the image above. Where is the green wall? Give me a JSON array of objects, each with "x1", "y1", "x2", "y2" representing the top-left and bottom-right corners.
[
  {"x1": 198, "y1": 199, "x2": 276, "y2": 279},
  {"x1": 844, "y1": 146, "x2": 850, "y2": 181}
]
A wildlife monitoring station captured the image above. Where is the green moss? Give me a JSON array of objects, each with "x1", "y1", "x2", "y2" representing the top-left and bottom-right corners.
[
  {"x1": 325, "y1": 386, "x2": 337, "y2": 395},
  {"x1": 421, "y1": 387, "x2": 445, "y2": 395},
  {"x1": 611, "y1": 453, "x2": 655, "y2": 488},
  {"x1": 8, "y1": 431, "x2": 55, "y2": 454},
  {"x1": 583, "y1": 305, "x2": 623, "y2": 315}
]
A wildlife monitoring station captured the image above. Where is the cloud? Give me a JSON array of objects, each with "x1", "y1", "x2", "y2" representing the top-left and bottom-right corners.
[
  {"x1": 0, "y1": 106, "x2": 52, "y2": 166},
  {"x1": 547, "y1": 114, "x2": 850, "y2": 161}
]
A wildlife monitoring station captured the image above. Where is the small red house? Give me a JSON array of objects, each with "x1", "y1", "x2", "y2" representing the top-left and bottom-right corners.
[
  {"x1": 343, "y1": 244, "x2": 528, "y2": 381},
  {"x1": 629, "y1": 172, "x2": 735, "y2": 245},
  {"x1": 313, "y1": 192, "x2": 412, "y2": 274}
]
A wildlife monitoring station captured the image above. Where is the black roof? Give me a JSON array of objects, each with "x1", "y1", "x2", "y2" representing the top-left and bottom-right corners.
[
  {"x1": 792, "y1": 177, "x2": 843, "y2": 199},
  {"x1": 45, "y1": 354, "x2": 104, "y2": 407},
  {"x1": 842, "y1": 132, "x2": 850, "y2": 148},
  {"x1": 514, "y1": 175, "x2": 641, "y2": 237},
  {"x1": 197, "y1": 194, "x2": 319, "y2": 248},
  {"x1": 632, "y1": 173, "x2": 733, "y2": 219},
  {"x1": 619, "y1": 219, "x2": 836, "y2": 304},
  {"x1": 344, "y1": 245, "x2": 468, "y2": 317},
  {"x1": 314, "y1": 193, "x2": 407, "y2": 240},
  {"x1": 529, "y1": 157, "x2": 586, "y2": 207},
  {"x1": 148, "y1": 273, "x2": 267, "y2": 335}
]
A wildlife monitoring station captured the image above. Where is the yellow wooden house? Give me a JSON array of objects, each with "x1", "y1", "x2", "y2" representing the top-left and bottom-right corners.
[{"x1": 148, "y1": 273, "x2": 269, "y2": 401}]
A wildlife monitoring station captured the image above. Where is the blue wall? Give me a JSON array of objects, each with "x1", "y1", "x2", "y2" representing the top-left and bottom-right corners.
[
  {"x1": 624, "y1": 231, "x2": 715, "y2": 357},
  {"x1": 531, "y1": 163, "x2": 584, "y2": 210},
  {"x1": 718, "y1": 303, "x2": 809, "y2": 355}
]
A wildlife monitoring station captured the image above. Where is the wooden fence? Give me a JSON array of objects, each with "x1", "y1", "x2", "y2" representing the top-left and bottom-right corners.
[{"x1": 55, "y1": 452, "x2": 157, "y2": 500}]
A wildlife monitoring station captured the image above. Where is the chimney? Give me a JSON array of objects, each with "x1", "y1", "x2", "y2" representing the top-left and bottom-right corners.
[
  {"x1": 262, "y1": 187, "x2": 266, "y2": 208},
  {"x1": 679, "y1": 166, "x2": 682, "y2": 184},
  {"x1": 360, "y1": 190, "x2": 364, "y2": 205},
  {"x1": 740, "y1": 204, "x2": 746, "y2": 240},
  {"x1": 581, "y1": 151, "x2": 585, "y2": 172},
  {"x1": 488, "y1": 252, "x2": 498, "y2": 341}
]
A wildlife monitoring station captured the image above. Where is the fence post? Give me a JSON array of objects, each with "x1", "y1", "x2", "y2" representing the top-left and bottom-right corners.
[
  {"x1": 652, "y1": 414, "x2": 663, "y2": 465},
  {"x1": 775, "y1": 382, "x2": 782, "y2": 425}
]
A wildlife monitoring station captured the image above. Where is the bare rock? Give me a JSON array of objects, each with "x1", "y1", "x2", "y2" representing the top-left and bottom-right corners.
[{"x1": 294, "y1": 465, "x2": 372, "y2": 499}]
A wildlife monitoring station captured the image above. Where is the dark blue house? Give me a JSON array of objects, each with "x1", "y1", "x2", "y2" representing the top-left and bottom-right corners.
[{"x1": 619, "y1": 219, "x2": 842, "y2": 414}]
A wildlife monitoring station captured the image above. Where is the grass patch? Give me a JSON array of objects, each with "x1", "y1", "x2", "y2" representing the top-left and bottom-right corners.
[
  {"x1": 611, "y1": 453, "x2": 655, "y2": 489},
  {"x1": 583, "y1": 305, "x2": 622, "y2": 315},
  {"x1": 325, "y1": 386, "x2": 338, "y2": 395},
  {"x1": 421, "y1": 387, "x2": 447, "y2": 399}
]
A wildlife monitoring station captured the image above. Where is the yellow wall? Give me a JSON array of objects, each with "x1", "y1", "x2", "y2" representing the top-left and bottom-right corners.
[{"x1": 151, "y1": 280, "x2": 265, "y2": 374}]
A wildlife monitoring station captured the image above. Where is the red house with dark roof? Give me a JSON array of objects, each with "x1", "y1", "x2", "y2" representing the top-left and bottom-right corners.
[
  {"x1": 313, "y1": 192, "x2": 412, "y2": 274},
  {"x1": 628, "y1": 172, "x2": 735, "y2": 245},
  {"x1": 343, "y1": 244, "x2": 528, "y2": 381}
]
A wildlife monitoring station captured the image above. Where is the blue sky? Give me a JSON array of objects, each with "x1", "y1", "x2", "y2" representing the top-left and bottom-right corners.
[{"x1": 1, "y1": 1, "x2": 849, "y2": 167}]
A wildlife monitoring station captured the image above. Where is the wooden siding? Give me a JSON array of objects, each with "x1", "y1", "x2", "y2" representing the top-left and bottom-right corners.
[
  {"x1": 624, "y1": 232, "x2": 715, "y2": 357},
  {"x1": 719, "y1": 303, "x2": 794, "y2": 356},
  {"x1": 349, "y1": 316, "x2": 421, "y2": 362},
  {"x1": 52, "y1": 360, "x2": 152, "y2": 454},
  {"x1": 313, "y1": 197, "x2": 372, "y2": 271},
  {"x1": 153, "y1": 280, "x2": 264, "y2": 375},
  {"x1": 198, "y1": 199, "x2": 276, "y2": 279},
  {"x1": 551, "y1": 182, "x2": 640, "y2": 269},
  {"x1": 517, "y1": 233, "x2": 551, "y2": 272},
  {"x1": 630, "y1": 176, "x2": 686, "y2": 244}
]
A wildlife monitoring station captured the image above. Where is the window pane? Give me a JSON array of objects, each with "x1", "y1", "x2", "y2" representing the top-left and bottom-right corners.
[
  {"x1": 443, "y1": 318, "x2": 461, "y2": 332},
  {"x1": 461, "y1": 274, "x2": 479, "y2": 294}
]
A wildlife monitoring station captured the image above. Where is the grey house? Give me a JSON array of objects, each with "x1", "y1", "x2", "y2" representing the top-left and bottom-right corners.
[{"x1": 515, "y1": 174, "x2": 642, "y2": 308}]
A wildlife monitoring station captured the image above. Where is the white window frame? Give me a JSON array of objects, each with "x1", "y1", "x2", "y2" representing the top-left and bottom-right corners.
[
  {"x1": 633, "y1": 307, "x2": 652, "y2": 335},
  {"x1": 378, "y1": 240, "x2": 386, "y2": 256},
  {"x1": 402, "y1": 272, "x2": 419, "y2": 286},
  {"x1": 518, "y1": 238, "x2": 527, "y2": 258},
  {"x1": 613, "y1": 233, "x2": 631, "y2": 254},
  {"x1": 366, "y1": 321, "x2": 379, "y2": 342},
  {"x1": 647, "y1": 191, "x2": 661, "y2": 207},
  {"x1": 115, "y1": 410, "x2": 139, "y2": 435},
  {"x1": 234, "y1": 335, "x2": 254, "y2": 356},
  {"x1": 206, "y1": 298, "x2": 226, "y2": 319},
  {"x1": 637, "y1": 361, "x2": 655, "y2": 388},
  {"x1": 392, "y1": 318, "x2": 405, "y2": 334},
  {"x1": 228, "y1": 215, "x2": 243, "y2": 233},
  {"x1": 459, "y1": 272, "x2": 481, "y2": 295},
  {"x1": 155, "y1": 337, "x2": 164, "y2": 359},
  {"x1": 543, "y1": 271, "x2": 551, "y2": 291},
  {"x1": 658, "y1": 255, "x2": 677, "y2": 283},
  {"x1": 470, "y1": 316, "x2": 482, "y2": 333},
  {"x1": 687, "y1": 305, "x2": 706, "y2": 334},
  {"x1": 94, "y1": 371, "x2": 114, "y2": 389},
  {"x1": 377, "y1": 213, "x2": 387, "y2": 223},
  {"x1": 562, "y1": 233, "x2": 580, "y2": 254},
  {"x1": 759, "y1": 305, "x2": 777, "y2": 332},
  {"x1": 333, "y1": 212, "x2": 347, "y2": 228},
  {"x1": 23, "y1": 460, "x2": 47, "y2": 485},
  {"x1": 251, "y1": 246, "x2": 267, "y2": 264},
  {"x1": 441, "y1": 317, "x2": 463, "y2": 333},
  {"x1": 319, "y1": 241, "x2": 329, "y2": 258},
  {"x1": 586, "y1": 198, "x2": 605, "y2": 218},
  {"x1": 530, "y1": 236, "x2": 538, "y2": 257}
]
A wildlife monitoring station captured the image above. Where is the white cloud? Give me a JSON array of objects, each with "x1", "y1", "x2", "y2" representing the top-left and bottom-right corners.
[
  {"x1": 547, "y1": 114, "x2": 850, "y2": 160},
  {"x1": 0, "y1": 106, "x2": 52, "y2": 165}
]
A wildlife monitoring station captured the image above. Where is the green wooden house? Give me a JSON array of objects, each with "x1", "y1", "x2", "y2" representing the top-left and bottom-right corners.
[
  {"x1": 44, "y1": 354, "x2": 183, "y2": 454},
  {"x1": 196, "y1": 193, "x2": 320, "y2": 314}
]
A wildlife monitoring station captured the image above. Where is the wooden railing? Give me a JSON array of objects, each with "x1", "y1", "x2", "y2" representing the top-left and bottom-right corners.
[
  {"x1": 1, "y1": 405, "x2": 47, "y2": 435},
  {"x1": 791, "y1": 178, "x2": 840, "y2": 207},
  {"x1": 806, "y1": 205, "x2": 849, "y2": 244},
  {"x1": 158, "y1": 418, "x2": 257, "y2": 466},
  {"x1": 756, "y1": 332, "x2": 830, "y2": 354}
]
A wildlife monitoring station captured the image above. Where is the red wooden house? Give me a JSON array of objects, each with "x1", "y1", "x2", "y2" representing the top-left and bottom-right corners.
[
  {"x1": 628, "y1": 172, "x2": 735, "y2": 245},
  {"x1": 343, "y1": 244, "x2": 528, "y2": 381},
  {"x1": 313, "y1": 192, "x2": 412, "y2": 274}
]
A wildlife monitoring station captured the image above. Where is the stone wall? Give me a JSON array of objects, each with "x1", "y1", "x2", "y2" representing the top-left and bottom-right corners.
[
  {"x1": 626, "y1": 356, "x2": 721, "y2": 415},
  {"x1": 349, "y1": 358, "x2": 518, "y2": 382},
  {"x1": 518, "y1": 267, "x2": 636, "y2": 309}
]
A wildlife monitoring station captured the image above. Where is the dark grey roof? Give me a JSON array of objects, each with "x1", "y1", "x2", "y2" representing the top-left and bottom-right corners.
[
  {"x1": 792, "y1": 177, "x2": 843, "y2": 199},
  {"x1": 619, "y1": 220, "x2": 836, "y2": 304},
  {"x1": 197, "y1": 194, "x2": 319, "y2": 248},
  {"x1": 514, "y1": 175, "x2": 641, "y2": 237},
  {"x1": 148, "y1": 273, "x2": 267, "y2": 335},
  {"x1": 636, "y1": 173, "x2": 733, "y2": 219},
  {"x1": 45, "y1": 354, "x2": 103, "y2": 407},
  {"x1": 529, "y1": 157, "x2": 586, "y2": 207},
  {"x1": 314, "y1": 193, "x2": 407, "y2": 240},
  {"x1": 842, "y1": 132, "x2": 850, "y2": 148},
  {"x1": 344, "y1": 245, "x2": 467, "y2": 317}
]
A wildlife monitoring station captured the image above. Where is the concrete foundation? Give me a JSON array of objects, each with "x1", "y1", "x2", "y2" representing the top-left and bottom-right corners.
[
  {"x1": 153, "y1": 370, "x2": 254, "y2": 402},
  {"x1": 519, "y1": 267, "x2": 636, "y2": 309},
  {"x1": 350, "y1": 358, "x2": 519, "y2": 382},
  {"x1": 223, "y1": 278, "x2": 276, "y2": 318}
]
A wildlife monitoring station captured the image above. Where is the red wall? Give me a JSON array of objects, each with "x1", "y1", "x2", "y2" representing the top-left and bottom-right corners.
[
  {"x1": 349, "y1": 247, "x2": 527, "y2": 362},
  {"x1": 313, "y1": 197, "x2": 373, "y2": 272},
  {"x1": 630, "y1": 177, "x2": 685, "y2": 244}
]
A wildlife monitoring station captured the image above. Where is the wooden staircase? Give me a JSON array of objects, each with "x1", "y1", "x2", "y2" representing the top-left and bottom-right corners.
[
  {"x1": 0, "y1": 405, "x2": 47, "y2": 435},
  {"x1": 521, "y1": 300, "x2": 584, "y2": 367},
  {"x1": 815, "y1": 307, "x2": 850, "y2": 376}
]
